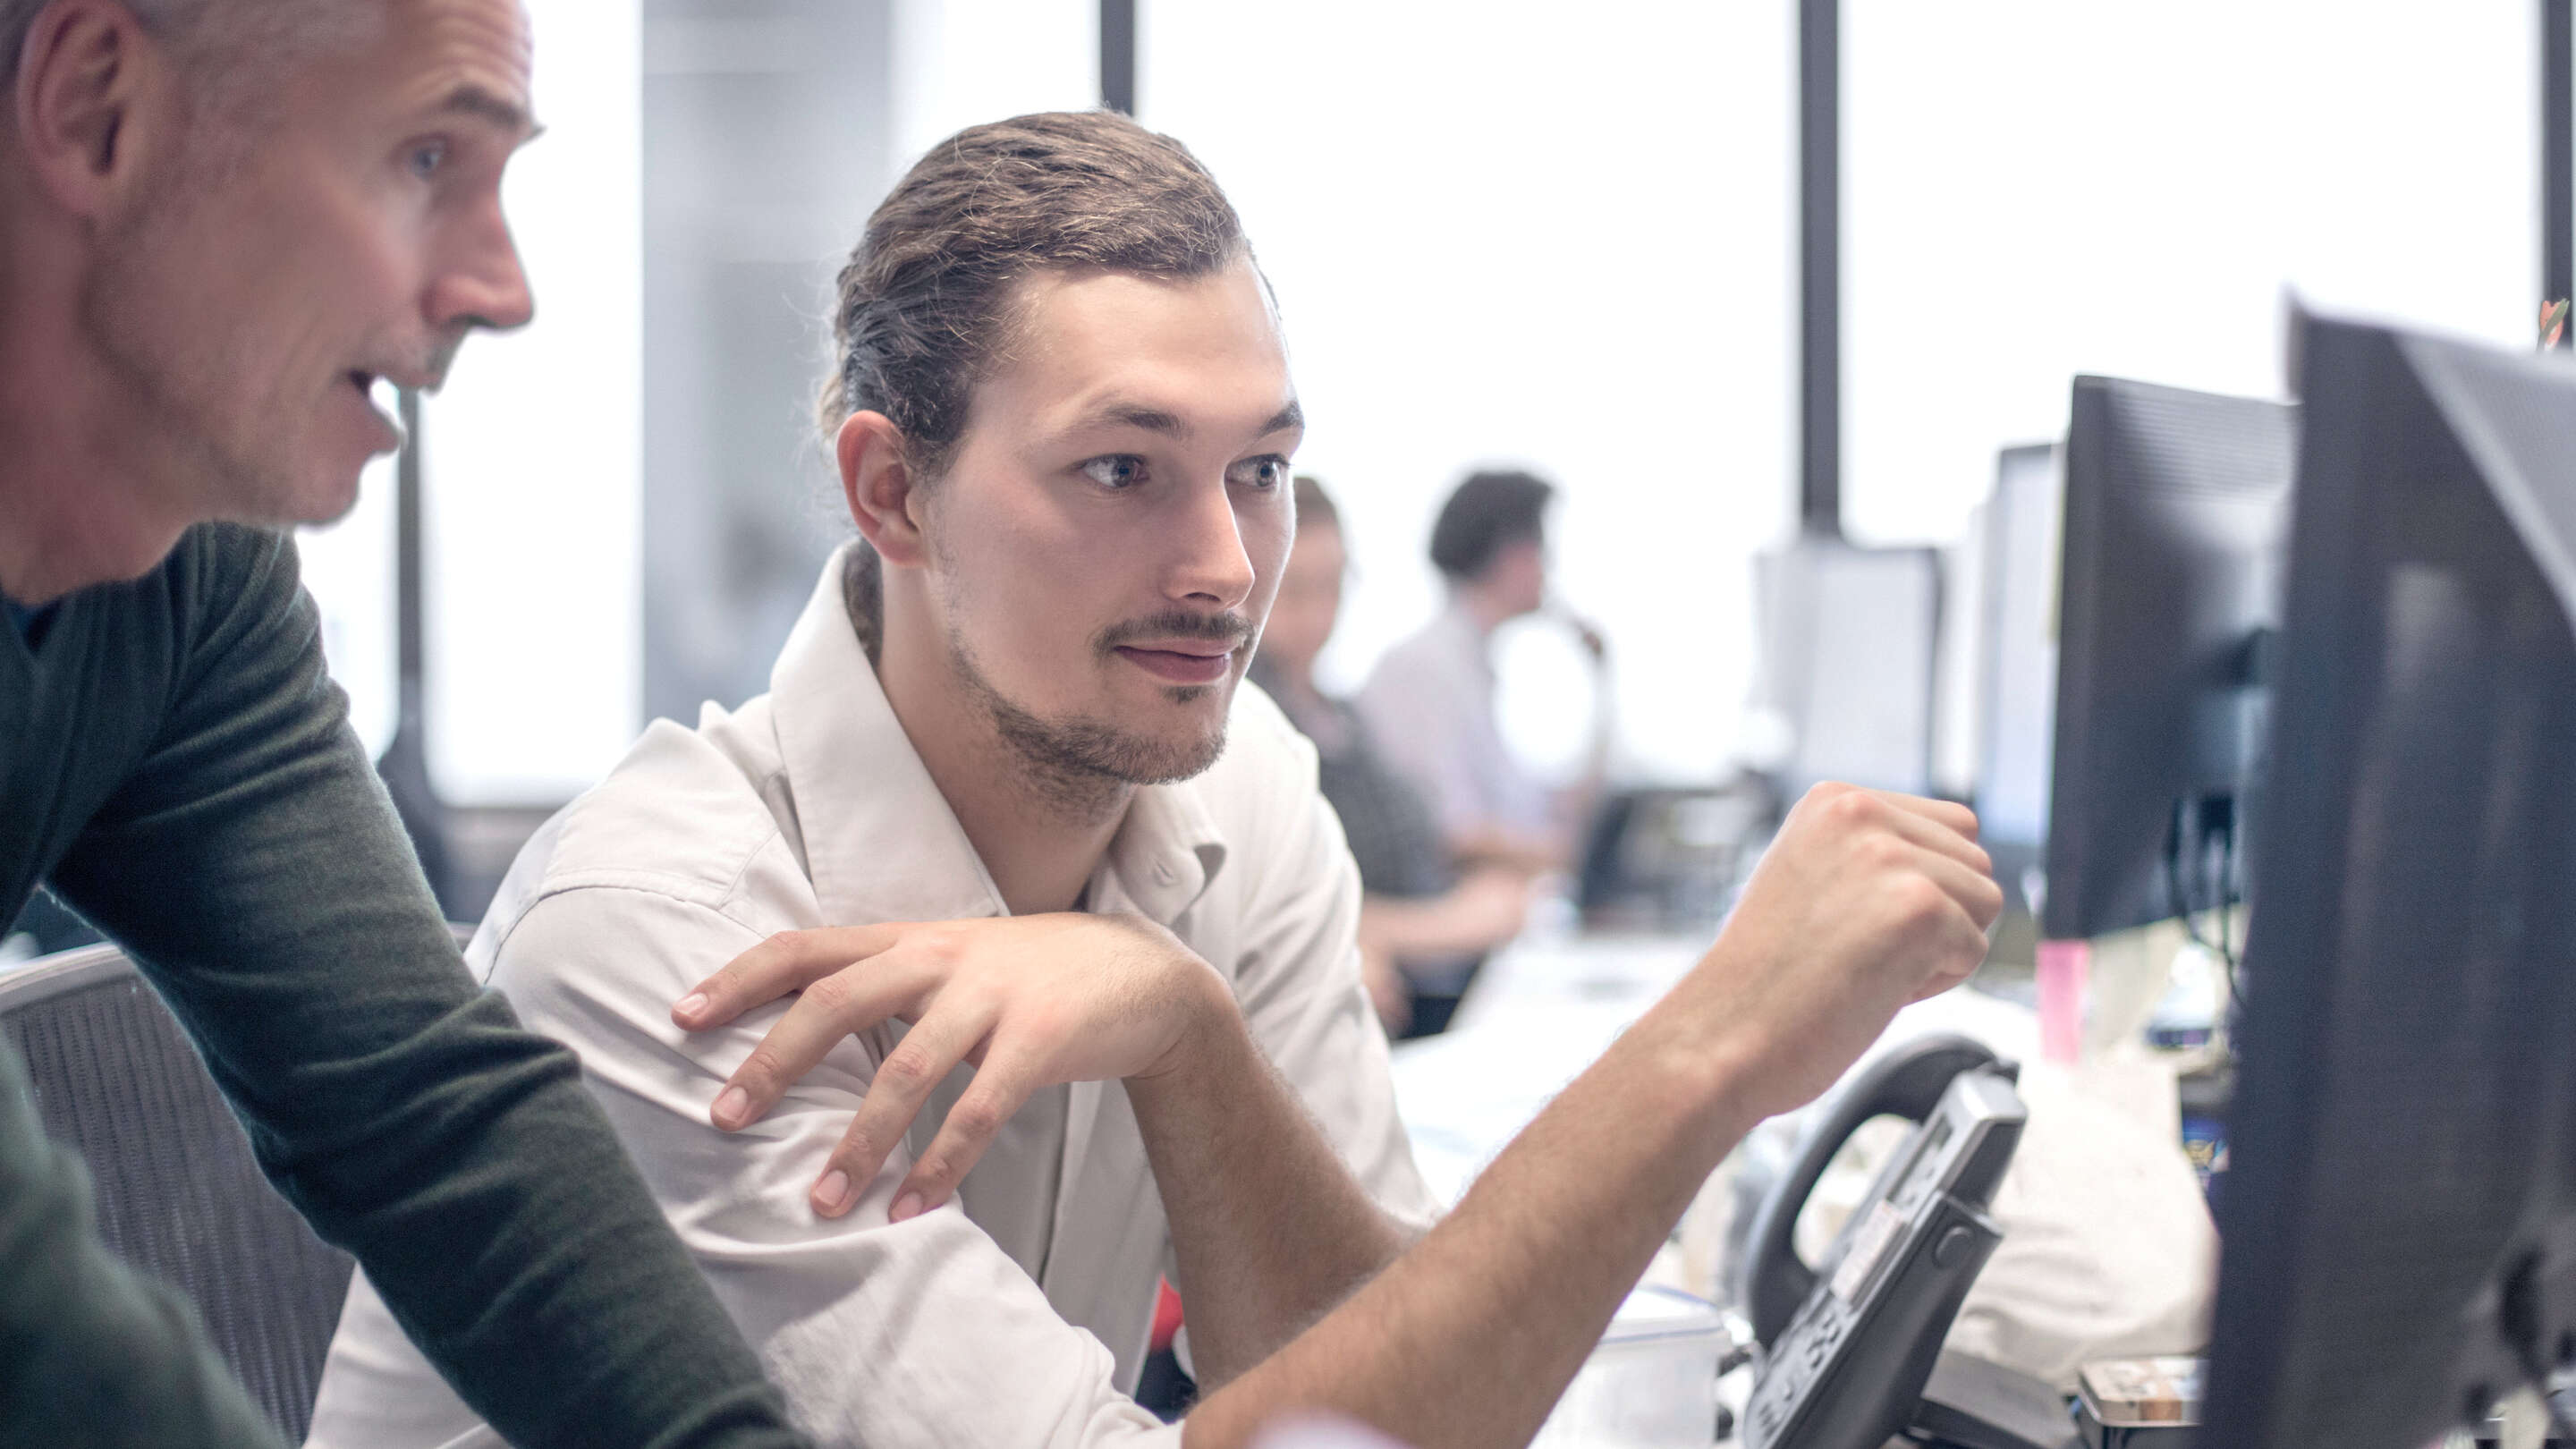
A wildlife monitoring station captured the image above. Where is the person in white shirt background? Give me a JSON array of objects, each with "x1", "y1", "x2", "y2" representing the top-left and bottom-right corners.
[
  {"x1": 1355, "y1": 470, "x2": 1614, "y2": 1031},
  {"x1": 1357, "y1": 470, "x2": 1614, "y2": 881},
  {"x1": 310, "y1": 109, "x2": 2003, "y2": 1449}
]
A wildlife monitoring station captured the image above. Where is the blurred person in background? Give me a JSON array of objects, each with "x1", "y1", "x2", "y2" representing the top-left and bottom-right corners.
[
  {"x1": 0, "y1": 3, "x2": 807, "y2": 1446},
  {"x1": 1357, "y1": 470, "x2": 1612, "y2": 886},
  {"x1": 1251, "y1": 475, "x2": 1535, "y2": 1038}
]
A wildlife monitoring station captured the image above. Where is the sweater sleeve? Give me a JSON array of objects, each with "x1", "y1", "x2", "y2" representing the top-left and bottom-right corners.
[{"x1": 44, "y1": 527, "x2": 805, "y2": 1449}]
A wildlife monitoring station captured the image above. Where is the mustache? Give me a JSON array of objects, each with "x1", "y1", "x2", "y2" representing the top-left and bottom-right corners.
[
  {"x1": 1095, "y1": 609, "x2": 1254, "y2": 656},
  {"x1": 376, "y1": 326, "x2": 477, "y2": 396},
  {"x1": 416, "y1": 329, "x2": 471, "y2": 393}
]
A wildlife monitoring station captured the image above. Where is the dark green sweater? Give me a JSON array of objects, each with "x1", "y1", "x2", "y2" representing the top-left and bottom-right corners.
[{"x1": 0, "y1": 526, "x2": 804, "y2": 1449}]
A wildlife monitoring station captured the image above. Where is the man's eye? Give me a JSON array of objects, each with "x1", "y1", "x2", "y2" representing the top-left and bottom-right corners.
[
  {"x1": 1080, "y1": 455, "x2": 1148, "y2": 489},
  {"x1": 406, "y1": 142, "x2": 449, "y2": 181},
  {"x1": 1232, "y1": 457, "x2": 1288, "y2": 490}
]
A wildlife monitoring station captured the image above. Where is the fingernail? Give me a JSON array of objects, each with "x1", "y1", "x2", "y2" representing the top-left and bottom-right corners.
[
  {"x1": 890, "y1": 1191, "x2": 923, "y2": 1223},
  {"x1": 674, "y1": 991, "x2": 709, "y2": 1021},
  {"x1": 713, "y1": 1086, "x2": 749, "y2": 1127},
  {"x1": 816, "y1": 1170, "x2": 852, "y2": 1214}
]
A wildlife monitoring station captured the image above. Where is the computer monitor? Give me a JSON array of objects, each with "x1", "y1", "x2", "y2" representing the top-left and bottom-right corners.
[
  {"x1": 1972, "y1": 443, "x2": 2062, "y2": 895},
  {"x1": 2202, "y1": 314, "x2": 2576, "y2": 1448},
  {"x1": 2039, "y1": 377, "x2": 2298, "y2": 942}
]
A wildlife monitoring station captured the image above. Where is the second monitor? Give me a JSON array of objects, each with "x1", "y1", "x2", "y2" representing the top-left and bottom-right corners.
[{"x1": 2040, "y1": 376, "x2": 2299, "y2": 945}]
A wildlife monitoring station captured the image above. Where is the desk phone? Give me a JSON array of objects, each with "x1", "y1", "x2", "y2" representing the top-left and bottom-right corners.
[{"x1": 1738, "y1": 1035, "x2": 2054, "y2": 1449}]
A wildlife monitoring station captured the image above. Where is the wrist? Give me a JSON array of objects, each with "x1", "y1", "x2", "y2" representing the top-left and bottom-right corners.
[
  {"x1": 1131, "y1": 953, "x2": 1245, "y2": 1089},
  {"x1": 1622, "y1": 970, "x2": 1774, "y2": 1146}
]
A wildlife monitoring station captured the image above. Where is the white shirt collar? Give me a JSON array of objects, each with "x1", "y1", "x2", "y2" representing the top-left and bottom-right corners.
[{"x1": 764, "y1": 544, "x2": 1228, "y2": 927}]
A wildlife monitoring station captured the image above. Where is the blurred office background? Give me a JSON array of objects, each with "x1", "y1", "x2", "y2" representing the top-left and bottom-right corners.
[{"x1": 276, "y1": 0, "x2": 2544, "y2": 922}]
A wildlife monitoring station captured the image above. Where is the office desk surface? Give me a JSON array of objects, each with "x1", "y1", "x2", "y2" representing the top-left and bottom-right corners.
[{"x1": 1388, "y1": 929, "x2": 2047, "y2": 1205}]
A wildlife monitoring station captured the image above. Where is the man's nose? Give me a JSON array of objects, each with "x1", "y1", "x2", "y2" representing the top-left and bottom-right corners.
[
  {"x1": 428, "y1": 202, "x2": 536, "y2": 335},
  {"x1": 1165, "y1": 478, "x2": 1258, "y2": 610}
]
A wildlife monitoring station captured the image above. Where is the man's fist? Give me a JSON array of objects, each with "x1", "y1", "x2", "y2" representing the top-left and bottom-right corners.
[{"x1": 1674, "y1": 784, "x2": 2002, "y2": 1124}]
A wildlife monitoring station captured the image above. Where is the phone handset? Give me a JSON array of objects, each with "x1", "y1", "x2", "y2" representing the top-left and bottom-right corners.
[
  {"x1": 1741, "y1": 1035, "x2": 2013, "y2": 1345},
  {"x1": 1734, "y1": 1034, "x2": 2035, "y2": 1449}
]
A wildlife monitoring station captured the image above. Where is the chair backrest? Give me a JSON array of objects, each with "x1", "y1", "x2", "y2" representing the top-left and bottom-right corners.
[{"x1": 0, "y1": 944, "x2": 356, "y2": 1444}]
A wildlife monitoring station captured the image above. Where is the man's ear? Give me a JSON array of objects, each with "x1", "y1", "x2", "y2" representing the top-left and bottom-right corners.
[
  {"x1": 13, "y1": 0, "x2": 174, "y2": 218},
  {"x1": 838, "y1": 411, "x2": 931, "y2": 567}
]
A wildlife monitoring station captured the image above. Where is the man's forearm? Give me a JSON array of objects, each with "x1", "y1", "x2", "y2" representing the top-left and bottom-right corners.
[
  {"x1": 1178, "y1": 782, "x2": 2006, "y2": 1449},
  {"x1": 1181, "y1": 995, "x2": 1756, "y2": 1449},
  {"x1": 1129, "y1": 998, "x2": 1410, "y2": 1388}
]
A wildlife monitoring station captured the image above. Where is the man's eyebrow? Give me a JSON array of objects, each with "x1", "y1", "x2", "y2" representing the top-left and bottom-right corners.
[
  {"x1": 1069, "y1": 402, "x2": 1190, "y2": 440},
  {"x1": 1056, "y1": 397, "x2": 1304, "y2": 445},
  {"x1": 436, "y1": 83, "x2": 544, "y2": 142}
]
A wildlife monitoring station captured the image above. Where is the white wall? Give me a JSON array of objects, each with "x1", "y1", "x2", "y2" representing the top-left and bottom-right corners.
[
  {"x1": 417, "y1": 0, "x2": 644, "y2": 802},
  {"x1": 1844, "y1": 0, "x2": 2541, "y2": 547},
  {"x1": 890, "y1": 0, "x2": 1097, "y2": 164},
  {"x1": 297, "y1": 453, "x2": 399, "y2": 759}
]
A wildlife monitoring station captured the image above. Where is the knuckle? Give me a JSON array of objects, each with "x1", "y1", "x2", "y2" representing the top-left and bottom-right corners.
[
  {"x1": 1889, "y1": 876, "x2": 1950, "y2": 928},
  {"x1": 835, "y1": 1129, "x2": 881, "y2": 1171},
  {"x1": 877, "y1": 1047, "x2": 937, "y2": 1090},
  {"x1": 736, "y1": 1046, "x2": 787, "y2": 1089},
  {"x1": 801, "y1": 970, "x2": 854, "y2": 1018},
  {"x1": 946, "y1": 1097, "x2": 1004, "y2": 1142},
  {"x1": 1821, "y1": 786, "x2": 1879, "y2": 829}
]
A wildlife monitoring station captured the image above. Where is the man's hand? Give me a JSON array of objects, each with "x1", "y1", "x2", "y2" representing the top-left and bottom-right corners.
[
  {"x1": 671, "y1": 914, "x2": 1233, "y2": 1220},
  {"x1": 1672, "y1": 782, "x2": 2004, "y2": 1123}
]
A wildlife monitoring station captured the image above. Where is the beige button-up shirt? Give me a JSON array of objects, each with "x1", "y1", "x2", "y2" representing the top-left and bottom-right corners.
[{"x1": 306, "y1": 547, "x2": 1438, "y2": 1449}]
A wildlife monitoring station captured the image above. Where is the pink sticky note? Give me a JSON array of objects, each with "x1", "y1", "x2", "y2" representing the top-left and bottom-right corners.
[{"x1": 2036, "y1": 937, "x2": 2091, "y2": 1064}]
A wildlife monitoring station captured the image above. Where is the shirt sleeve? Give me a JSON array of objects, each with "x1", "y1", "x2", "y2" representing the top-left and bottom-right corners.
[
  {"x1": 448, "y1": 880, "x2": 1182, "y2": 1449},
  {"x1": 1226, "y1": 730, "x2": 1443, "y2": 1235},
  {"x1": 43, "y1": 528, "x2": 801, "y2": 1449}
]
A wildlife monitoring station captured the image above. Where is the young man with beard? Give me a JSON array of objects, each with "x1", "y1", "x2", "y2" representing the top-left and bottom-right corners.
[
  {"x1": 310, "y1": 111, "x2": 2003, "y2": 1449},
  {"x1": 0, "y1": 3, "x2": 808, "y2": 1446}
]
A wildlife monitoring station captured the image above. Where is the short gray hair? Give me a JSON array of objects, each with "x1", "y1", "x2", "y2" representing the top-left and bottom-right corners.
[{"x1": 2, "y1": 0, "x2": 374, "y2": 100}]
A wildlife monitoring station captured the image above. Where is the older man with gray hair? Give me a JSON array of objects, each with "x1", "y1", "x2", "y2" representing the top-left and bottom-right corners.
[{"x1": 0, "y1": 3, "x2": 808, "y2": 1447}]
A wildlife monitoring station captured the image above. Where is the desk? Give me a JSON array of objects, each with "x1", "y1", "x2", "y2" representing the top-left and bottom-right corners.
[
  {"x1": 1387, "y1": 930, "x2": 1707, "y2": 1203},
  {"x1": 1387, "y1": 929, "x2": 2045, "y2": 1208}
]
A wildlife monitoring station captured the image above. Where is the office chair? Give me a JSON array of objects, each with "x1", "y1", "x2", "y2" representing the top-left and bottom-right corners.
[{"x1": 0, "y1": 941, "x2": 383, "y2": 1443}]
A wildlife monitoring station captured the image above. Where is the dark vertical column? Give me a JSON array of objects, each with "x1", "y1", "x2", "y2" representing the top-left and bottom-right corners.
[
  {"x1": 1100, "y1": 0, "x2": 1137, "y2": 114},
  {"x1": 1799, "y1": 0, "x2": 1843, "y2": 532},
  {"x1": 2547, "y1": 0, "x2": 2572, "y2": 347},
  {"x1": 377, "y1": 388, "x2": 454, "y2": 908}
]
